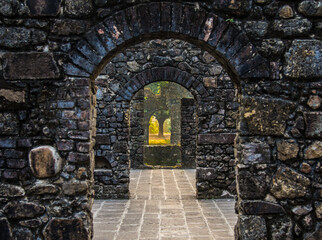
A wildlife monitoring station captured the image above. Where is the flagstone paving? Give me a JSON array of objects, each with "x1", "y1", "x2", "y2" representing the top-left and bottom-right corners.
[{"x1": 93, "y1": 169, "x2": 237, "y2": 240}]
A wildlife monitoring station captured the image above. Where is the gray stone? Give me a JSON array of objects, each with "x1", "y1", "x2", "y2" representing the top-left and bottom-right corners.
[
  {"x1": 0, "y1": 113, "x2": 19, "y2": 135},
  {"x1": 0, "y1": 183, "x2": 25, "y2": 198},
  {"x1": 270, "y1": 167, "x2": 311, "y2": 199},
  {"x1": 26, "y1": 0, "x2": 62, "y2": 16},
  {"x1": 4, "y1": 202, "x2": 45, "y2": 219},
  {"x1": 284, "y1": 40, "x2": 322, "y2": 79},
  {"x1": 244, "y1": 21, "x2": 268, "y2": 38},
  {"x1": 240, "y1": 97, "x2": 296, "y2": 136},
  {"x1": 277, "y1": 140, "x2": 299, "y2": 161},
  {"x1": 0, "y1": 0, "x2": 16, "y2": 16},
  {"x1": 3, "y1": 52, "x2": 60, "y2": 80},
  {"x1": 238, "y1": 215, "x2": 267, "y2": 240},
  {"x1": 238, "y1": 171, "x2": 268, "y2": 199},
  {"x1": 43, "y1": 218, "x2": 88, "y2": 240},
  {"x1": 239, "y1": 141, "x2": 271, "y2": 164},
  {"x1": 304, "y1": 112, "x2": 322, "y2": 138},
  {"x1": 0, "y1": 217, "x2": 12, "y2": 240},
  {"x1": 64, "y1": 0, "x2": 93, "y2": 17},
  {"x1": 197, "y1": 133, "x2": 236, "y2": 144},
  {"x1": 298, "y1": 0, "x2": 322, "y2": 17},
  {"x1": 29, "y1": 146, "x2": 63, "y2": 178},
  {"x1": 62, "y1": 181, "x2": 88, "y2": 196},
  {"x1": 304, "y1": 141, "x2": 322, "y2": 159},
  {"x1": 127, "y1": 61, "x2": 140, "y2": 72},
  {"x1": 52, "y1": 19, "x2": 91, "y2": 36},
  {"x1": 292, "y1": 204, "x2": 313, "y2": 216},
  {"x1": 259, "y1": 39, "x2": 285, "y2": 56},
  {"x1": 273, "y1": 18, "x2": 312, "y2": 37},
  {"x1": 270, "y1": 216, "x2": 293, "y2": 240}
]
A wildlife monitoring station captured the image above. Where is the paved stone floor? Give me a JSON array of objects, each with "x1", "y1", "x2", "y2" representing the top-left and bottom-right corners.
[{"x1": 93, "y1": 169, "x2": 237, "y2": 240}]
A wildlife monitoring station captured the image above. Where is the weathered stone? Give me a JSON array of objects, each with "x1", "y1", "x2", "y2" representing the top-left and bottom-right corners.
[
  {"x1": 270, "y1": 167, "x2": 311, "y2": 199},
  {"x1": 62, "y1": 181, "x2": 88, "y2": 196},
  {"x1": 279, "y1": 5, "x2": 294, "y2": 19},
  {"x1": 0, "y1": 0, "x2": 16, "y2": 16},
  {"x1": 0, "y1": 183, "x2": 25, "y2": 197},
  {"x1": 19, "y1": 218, "x2": 42, "y2": 228},
  {"x1": 197, "y1": 168, "x2": 216, "y2": 180},
  {"x1": 26, "y1": 0, "x2": 62, "y2": 16},
  {"x1": 238, "y1": 171, "x2": 268, "y2": 199},
  {"x1": 292, "y1": 204, "x2": 313, "y2": 216},
  {"x1": 259, "y1": 39, "x2": 285, "y2": 56},
  {"x1": 28, "y1": 182, "x2": 58, "y2": 195},
  {"x1": 0, "y1": 89, "x2": 25, "y2": 105},
  {"x1": 0, "y1": 27, "x2": 46, "y2": 48},
  {"x1": 197, "y1": 133, "x2": 235, "y2": 144},
  {"x1": 277, "y1": 140, "x2": 299, "y2": 161},
  {"x1": 52, "y1": 19, "x2": 91, "y2": 36},
  {"x1": 304, "y1": 112, "x2": 322, "y2": 138},
  {"x1": 203, "y1": 77, "x2": 217, "y2": 88},
  {"x1": 315, "y1": 202, "x2": 322, "y2": 219},
  {"x1": 212, "y1": 0, "x2": 252, "y2": 16},
  {"x1": 0, "y1": 138, "x2": 16, "y2": 148},
  {"x1": 64, "y1": 0, "x2": 93, "y2": 17},
  {"x1": 67, "y1": 152, "x2": 90, "y2": 163},
  {"x1": 284, "y1": 40, "x2": 322, "y2": 79},
  {"x1": 3, "y1": 53, "x2": 60, "y2": 80},
  {"x1": 307, "y1": 95, "x2": 321, "y2": 110},
  {"x1": 238, "y1": 215, "x2": 267, "y2": 240},
  {"x1": 202, "y1": 52, "x2": 215, "y2": 63},
  {"x1": 304, "y1": 141, "x2": 322, "y2": 159},
  {"x1": 240, "y1": 201, "x2": 284, "y2": 215},
  {"x1": 244, "y1": 21, "x2": 268, "y2": 38},
  {"x1": 303, "y1": 223, "x2": 322, "y2": 240},
  {"x1": 239, "y1": 141, "x2": 271, "y2": 164},
  {"x1": 270, "y1": 216, "x2": 293, "y2": 240},
  {"x1": 273, "y1": 18, "x2": 312, "y2": 37},
  {"x1": 0, "y1": 113, "x2": 19, "y2": 135},
  {"x1": 0, "y1": 218, "x2": 12, "y2": 240},
  {"x1": 43, "y1": 218, "x2": 88, "y2": 240},
  {"x1": 300, "y1": 163, "x2": 312, "y2": 174},
  {"x1": 29, "y1": 146, "x2": 63, "y2": 178},
  {"x1": 240, "y1": 97, "x2": 296, "y2": 136},
  {"x1": 5, "y1": 202, "x2": 45, "y2": 219},
  {"x1": 298, "y1": 1, "x2": 322, "y2": 17},
  {"x1": 127, "y1": 61, "x2": 140, "y2": 72}
]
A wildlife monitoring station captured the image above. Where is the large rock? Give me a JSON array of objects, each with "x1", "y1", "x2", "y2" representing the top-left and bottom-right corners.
[
  {"x1": 43, "y1": 218, "x2": 88, "y2": 240},
  {"x1": 298, "y1": 1, "x2": 322, "y2": 17},
  {"x1": 64, "y1": 0, "x2": 93, "y2": 17},
  {"x1": 237, "y1": 171, "x2": 268, "y2": 199},
  {"x1": 304, "y1": 141, "x2": 322, "y2": 159},
  {"x1": 0, "y1": 113, "x2": 19, "y2": 135},
  {"x1": 270, "y1": 167, "x2": 311, "y2": 199},
  {"x1": 0, "y1": 183, "x2": 25, "y2": 197},
  {"x1": 273, "y1": 18, "x2": 312, "y2": 37},
  {"x1": 277, "y1": 140, "x2": 299, "y2": 161},
  {"x1": 29, "y1": 146, "x2": 63, "y2": 178},
  {"x1": 240, "y1": 97, "x2": 296, "y2": 136},
  {"x1": 238, "y1": 215, "x2": 267, "y2": 240},
  {"x1": 284, "y1": 40, "x2": 322, "y2": 79},
  {"x1": 3, "y1": 52, "x2": 60, "y2": 80},
  {"x1": 0, "y1": 218, "x2": 12, "y2": 240},
  {"x1": 304, "y1": 112, "x2": 322, "y2": 138},
  {"x1": 4, "y1": 202, "x2": 45, "y2": 219},
  {"x1": 270, "y1": 216, "x2": 293, "y2": 240},
  {"x1": 26, "y1": 0, "x2": 62, "y2": 16},
  {"x1": 238, "y1": 141, "x2": 271, "y2": 164}
]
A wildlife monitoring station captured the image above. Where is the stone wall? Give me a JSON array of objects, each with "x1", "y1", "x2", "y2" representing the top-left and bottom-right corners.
[{"x1": 0, "y1": 0, "x2": 321, "y2": 239}]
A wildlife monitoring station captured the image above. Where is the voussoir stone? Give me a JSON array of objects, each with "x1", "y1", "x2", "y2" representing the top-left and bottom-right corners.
[
  {"x1": 304, "y1": 141, "x2": 322, "y2": 159},
  {"x1": 3, "y1": 52, "x2": 60, "y2": 80},
  {"x1": 0, "y1": 183, "x2": 25, "y2": 197},
  {"x1": 270, "y1": 167, "x2": 311, "y2": 199},
  {"x1": 4, "y1": 202, "x2": 45, "y2": 219},
  {"x1": 277, "y1": 140, "x2": 299, "y2": 161},
  {"x1": 29, "y1": 146, "x2": 63, "y2": 178},
  {"x1": 43, "y1": 218, "x2": 88, "y2": 240}
]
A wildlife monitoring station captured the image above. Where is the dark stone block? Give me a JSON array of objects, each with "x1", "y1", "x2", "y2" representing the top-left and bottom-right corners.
[
  {"x1": 69, "y1": 52, "x2": 95, "y2": 74},
  {"x1": 57, "y1": 140, "x2": 73, "y2": 151},
  {"x1": 67, "y1": 152, "x2": 90, "y2": 163},
  {"x1": 304, "y1": 112, "x2": 322, "y2": 138},
  {"x1": 0, "y1": 113, "x2": 19, "y2": 135},
  {"x1": 26, "y1": 0, "x2": 62, "y2": 16},
  {"x1": 0, "y1": 183, "x2": 25, "y2": 197},
  {"x1": 0, "y1": 139, "x2": 16, "y2": 148},
  {"x1": 0, "y1": 218, "x2": 12, "y2": 240},
  {"x1": 68, "y1": 131, "x2": 90, "y2": 140},
  {"x1": 273, "y1": 18, "x2": 312, "y2": 37},
  {"x1": 240, "y1": 201, "x2": 285, "y2": 215},
  {"x1": 238, "y1": 141, "x2": 271, "y2": 164},
  {"x1": 63, "y1": 63, "x2": 90, "y2": 77},
  {"x1": 197, "y1": 168, "x2": 216, "y2": 180},
  {"x1": 113, "y1": 142, "x2": 127, "y2": 153},
  {"x1": 96, "y1": 134, "x2": 111, "y2": 144},
  {"x1": 43, "y1": 218, "x2": 88, "y2": 240},
  {"x1": 64, "y1": 0, "x2": 93, "y2": 17},
  {"x1": 160, "y1": 2, "x2": 172, "y2": 32},
  {"x1": 5, "y1": 202, "x2": 45, "y2": 219},
  {"x1": 237, "y1": 171, "x2": 268, "y2": 199},
  {"x1": 125, "y1": 6, "x2": 141, "y2": 37},
  {"x1": 3, "y1": 53, "x2": 60, "y2": 80},
  {"x1": 238, "y1": 215, "x2": 267, "y2": 240},
  {"x1": 149, "y1": 3, "x2": 161, "y2": 33},
  {"x1": 52, "y1": 19, "x2": 91, "y2": 35},
  {"x1": 240, "y1": 97, "x2": 296, "y2": 136},
  {"x1": 171, "y1": 3, "x2": 183, "y2": 33},
  {"x1": 197, "y1": 133, "x2": 236, "y2": 144}
]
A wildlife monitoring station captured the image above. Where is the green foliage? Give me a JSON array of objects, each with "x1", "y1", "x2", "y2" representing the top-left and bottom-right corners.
[{"x1": 225, "y1": 18, "x2": 234, "y2": 23}]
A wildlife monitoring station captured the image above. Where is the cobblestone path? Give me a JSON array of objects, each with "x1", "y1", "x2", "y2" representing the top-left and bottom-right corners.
[{"x1": 93, "y1": 169, "x2": 237, "y2": 240}]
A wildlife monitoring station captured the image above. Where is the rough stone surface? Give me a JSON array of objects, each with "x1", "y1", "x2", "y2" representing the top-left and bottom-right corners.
[
  {"x1": 3, "y1": 53, "x2": 60, "y2": 80},
  {"x1": 277, "y1": 140, "x2": 299, "y2": 161},
  {"x1": 64, "y1": 0, "x2": 93, "y2": 17},
  {"x1": 0, "y1": 218, "x2": 12, "y2": 240},
  {"x1": 27, "y1": 183, "x2": 58, "y2": 195},
  {"x1": 298, "y1": 1, "x2": 322, "y2": 17},
  {"x1": 304, "y1": 112, "x2": 322, "y2": 138},
  {"x1": 26, "y1": 0, "x2": 62, "y2": 16},
  {"x1": 315, "y1": 202, "x2": 322, "y2": 219},
  {"x1": 52, "y1": 19, "x2": 91, "y2": 36},
  {"x1": 279, "y1": 5, "x2": 294, "y2": 19},
  {"x1": 29, "y1": 146, "x2": 63, "y2": 178},
  {"x1": 238, "y1": 171, "x2": 268, "y2": 199},
  {"x1": 270, "y1": 167, "x2": 311, "y2": 199},
  {"x1": 307, "y1": 95, "x2": 321, "y2": 109},
  {"x1": 240, "y1": 201, "x2": 284, "y2": 215},
  {"x1": 4, "y1": 202, "x2": 45, "y2": 219},
  {"x1": 43, "y1": 218, "x2": 88, "y2": 240},
  {"x1": 273, "y1": 18, "x2": 312, "y2": 37},
  {"x1": 305, "y1": 141, "x2": 322, "y2": 159},
  {"x1": 284, "y1": 40, "x2": 322, "y2": 79},
  {"x1": 238, "y1": 215, "x2": 267, "y2": 240},
  {"x1": 0, "y1": 183, "x2": 25, "y2": 198},
  {"x1": 270, "y1": 216, "x2": 293, "y2": 240},
  {"x1": 239, "y1": 141, "x2": 271, "y2": 164},
  {"x1": 0, "y1": 113, "x2": 19, "y2": 135},
  {"x1": 0, "y1": 0, "x2": 16, "y2": 16},
  {"x1": 62, "y1": 181, "x2": 88, "y2": 196},
  {"x1": 240, "y1": 97, "x2": 296, "y2": 136}
]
